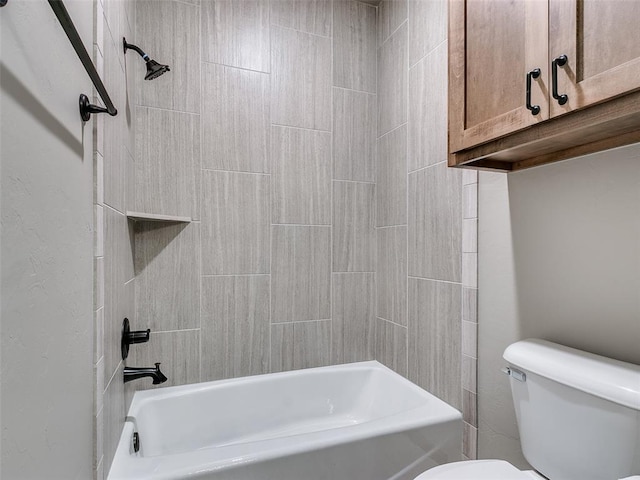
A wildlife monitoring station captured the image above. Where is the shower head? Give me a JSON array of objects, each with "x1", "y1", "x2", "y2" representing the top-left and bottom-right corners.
[
  {"x1": 144, "y1": 59, "x2": 170, "y2": 81},
  {"x1": 123, "y1": 37, "x2": 170, "y2": 81}
]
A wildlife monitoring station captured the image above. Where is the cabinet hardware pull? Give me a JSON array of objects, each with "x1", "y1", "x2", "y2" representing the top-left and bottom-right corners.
[
  {"x1": 526, "y1": 68, "x2": 541, "y2": 116},
  {"x1": 552, "y1": 55, "x2": 569, "y2": 105}
]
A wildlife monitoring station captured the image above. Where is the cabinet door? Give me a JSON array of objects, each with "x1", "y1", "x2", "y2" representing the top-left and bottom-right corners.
[
  {"x1": 549, "y1": 0, "x2": 640, "y2": 117},
  {"x1": 449, "y1": 0, "x2": 549, "y2": 153}
]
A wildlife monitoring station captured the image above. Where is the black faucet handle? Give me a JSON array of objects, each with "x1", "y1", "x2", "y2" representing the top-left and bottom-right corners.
[
  {"x1": 121, "y1": 318, "x2": 151, "y2": 360},
  {"x1": 127, "y1": 329, "x2": 150, "y2": 344}
]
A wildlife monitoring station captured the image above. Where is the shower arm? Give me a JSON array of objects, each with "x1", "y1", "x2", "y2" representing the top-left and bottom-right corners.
[{"x1": 123, "y1": 39, "x2": 149, "y2": 61}]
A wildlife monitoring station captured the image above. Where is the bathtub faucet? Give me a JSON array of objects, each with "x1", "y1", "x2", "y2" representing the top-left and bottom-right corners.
[{"x1": 124, "y1": 362, "x2": 168, "y2": 385}]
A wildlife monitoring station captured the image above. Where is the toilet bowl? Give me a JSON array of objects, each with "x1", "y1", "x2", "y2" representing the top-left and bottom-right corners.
[
  {"x1": 414, "y1": 460, "x2": 543, "y2": 479},
  {"x1": 413, "y1": 339, "x2": 640, "y2": 480}
]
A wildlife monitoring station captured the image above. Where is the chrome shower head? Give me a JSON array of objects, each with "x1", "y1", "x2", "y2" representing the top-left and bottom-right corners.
[{"x1": 123, "y1": 37, "x2": 170, "y2": 81}]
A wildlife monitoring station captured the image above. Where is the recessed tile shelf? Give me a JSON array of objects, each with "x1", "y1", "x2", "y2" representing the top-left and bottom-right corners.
[{"x1": 126, "y1": 211, "x2": 192, "y2": 223}]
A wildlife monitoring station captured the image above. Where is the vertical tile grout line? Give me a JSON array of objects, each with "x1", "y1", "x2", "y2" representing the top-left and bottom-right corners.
[
  {"x1": 198, "y1": 0, "x2": 203, "y2": 385},
  {"x1": 405, "y1": 2, "x2": 410, "y2": 377},
  {"x1": 329, "y1": 0, "x2": 335, "y2": 367},
  {"x1": 268, "y1": 1, "x2": 273, "y2": 375}
]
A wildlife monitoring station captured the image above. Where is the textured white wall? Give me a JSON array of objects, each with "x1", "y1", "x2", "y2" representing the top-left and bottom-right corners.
[
  {"x1": 1, "y1": 1, "x2": 94, "y2": 478},
  {"x1": 478, "y1": 143, "x2": 640, "y2": 467}
]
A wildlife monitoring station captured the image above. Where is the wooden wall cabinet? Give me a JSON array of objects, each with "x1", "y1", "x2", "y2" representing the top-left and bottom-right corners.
[{"x1": 449, "y1": 0, "x2": 640, "y2": 171}]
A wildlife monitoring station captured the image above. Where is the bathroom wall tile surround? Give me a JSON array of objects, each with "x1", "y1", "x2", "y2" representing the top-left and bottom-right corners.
[
  {"x1": 333, "y1": 181, "x2": 376, "y2": 272},
  {"x1": 201, "y1": 275, "x2": 271, "y2": 381},
  {"x1": 271, "y1": 26, "x2": 331, "y2": 130},
  {"x1": 135, "y1": 222, "x2": 200, "y2": 331},
  {"x1": 378, "y1": 21, "x2": 407, "y2": 136},
  {"x1": 201, "y1": 170, "x2": 270, "y2": 275},
  {"x1": 377, "y1": 124, "x2": 408, "y2": 227},
  {"x1": 333, "y1": 88, "x2": 377, "y2": 182},
  {"x1": 130, "y1": 1, "x2": 379, "y2": 444},
  {"x1": 271, "y1": 0, "x2": 332, "y2": 37},
  {"x1": 271, "y1": 320, "x2": 332, "y2": 372},
  {"x1": 333, "y1": 0, "x2": 377, "y2": 93},
  {"x1": 95, "y1": 1, "x2": 137, "y2": 477},
  {"x1": 271, "y1": 225, "x2": 332, "y2": 322},
  {"x1": 137, "y1": 0, "x2": 200, "y2": 112},
  {"x1": 271, "y1": 126, "x2": 332, "y2": 225},
  {"x1": 201, "y1": 0, "x2": 270, "y2": 73},
  {"x1": 332, "y1": 273, "x2": 376, "y2": 364},
  {"x1": 135, "y1": 107, "x2": 200, "y2": 218},
  {"x1": 201, "y1": 63, "x2": 270, "y2": 173},
  {"x1": 375, "y1": 0, "x2": 479, "y2": 459},
  {"x1": 111, "y1": 2, "x2": 478, "y2": 476}
]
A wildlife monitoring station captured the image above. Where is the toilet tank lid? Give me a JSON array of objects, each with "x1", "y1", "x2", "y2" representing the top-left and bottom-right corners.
[{"x1": 504, "y1": 339, "x2": 640, "y2": 411}]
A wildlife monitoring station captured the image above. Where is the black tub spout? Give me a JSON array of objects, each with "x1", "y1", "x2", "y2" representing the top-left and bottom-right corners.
[{"x1": 124, "y1": 363, "x2": 168, "y2": 385}]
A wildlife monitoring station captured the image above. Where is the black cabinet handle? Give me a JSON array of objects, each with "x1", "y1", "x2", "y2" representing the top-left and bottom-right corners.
[
  {"x1": 552, "y1": 55, "x2": 569, "y2": 105},
  {"x1": 526, "y1": 68, "x2": 541, "y2": 116}
]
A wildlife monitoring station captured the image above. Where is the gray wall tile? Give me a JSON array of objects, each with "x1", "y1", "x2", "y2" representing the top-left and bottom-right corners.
[
  {"x1": 408, "y1": 0, "x2": 447, "y2": 67},
  {"x1": 377, "y1": 124, "x2": 407, "y2": 226},
  {"x1": 270, "y1": 0, "x2": 332, "y2": 37},
  {"x1": 463, "y1": 218, "x2": 478, "y2": 253},
  {"x1": 135, "y1": 222, "x2": 200, "y2": 331},
  {"x1": 201, "y1": 0, "x2": 270, "y2": 72},
  {"x1": 130, "y1": 329, "x2": 200, "y2": 390},
  {"x1": 408, "y1": 278, "x2": 462, "y2": 409},
  {"x1": 135, "y1": 107, "x2": 200, "y2": 219},
  {"x1": 462, "y1": 287, "x2": 478, "y2": 323},
  {"x1": 463, "y1": 422, "x2": 478, "y2": 459},
  {"x1": 104, "y1": 208, "x2": 134, "y2": 383},
  {"x1": 462, "y1": 354, "x2": 477, "y2": 393},
  {"x1": 271, "y1": 226, "x2": 331, "y2": 322},
  {"x1": 333, "y1": 0, "x2": 377, "y2": 93},
  {"x1": 462, "y1": 320, "x2": 477, "y2": 358},
  {"x1": 136, "y1": 0, "x2": 200, "y2": 112},
  {"x1": 202, "y1": 171, "x2": 270, "y2": 274},
  {"x1": 378, "y1": 0, "x2": 407, "y2": 46},
  {"x1": 463, "y1": 389, "x2": 478, "y2": 427},
  {"x1": 271, "y1": 126, "x2": 331, "y2": 224},
  {"x1": 332, "y1": 273, "x2": 375, "y2": 364},
  {"x1": 271, "y1": 26, "x2": 331, "y2": 130},
  {"x1": 103, "y1": 33, "x2": 126, "y2": 213},
  {"x1": 103, "y1": 363, "x2": 124, "y2": 475},
  {"x1": 408, "y1": 41, "x2": 447, "y2": 171},
  {"x1": 378, "y1": 22, "x2": 407, "y2": 136},
  {"x1": 333, "y1": 181, "x2": 376, "y2": 272},
  {"x1": 333, "y1": 88, "x2": 377, "y2": 182},
  {"x1": 201, "y1": 63, "x2": 270, "y2": 173},
  {"x1": 201, "y1": 275, "x2": 270, "y2": 381},
  {"x1": 271, "y1": 320, "x2": 331, "y2": 372},
  {"x1": 375, "y1": 317, "x2": 407, "y2": 376},
  {"x1": 377, "y1": 226, "x2": 407, "y2": 325},
  {"x1": 408, "y1": 163, "x2": 462, "y2": 282}
]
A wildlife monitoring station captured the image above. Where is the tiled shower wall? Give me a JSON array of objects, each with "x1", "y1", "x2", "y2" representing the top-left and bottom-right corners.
[
  {"x1": 374, "y1": 0, "x2": 479, "y2": 459},
  {"x1": 129, "y1": 0, "x2": 378, "y2": 394},
  {"x1": 98, "y1": 1, "x2": 480, "y2": 476},
  {"x1": 94, "y1": 0, "x2": 137, "y2": 478}
]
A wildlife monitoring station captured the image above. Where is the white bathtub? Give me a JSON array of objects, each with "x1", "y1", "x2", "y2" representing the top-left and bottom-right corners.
[{"x1": 108, "y1": 361, "x2": 462, "y2": 480}]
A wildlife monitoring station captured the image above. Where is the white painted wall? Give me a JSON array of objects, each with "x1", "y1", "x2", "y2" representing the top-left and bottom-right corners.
[
  {"x1": 1, "y1": 1, "x2": 94, "y2": 478},
  {"x1": 477, "y1": 143, "x2": 640, "y2": 467}
]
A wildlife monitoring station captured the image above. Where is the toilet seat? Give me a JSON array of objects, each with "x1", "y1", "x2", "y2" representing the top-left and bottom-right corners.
[{"x1": 414, "y1": 460, "x2": 534, "y2": 480}]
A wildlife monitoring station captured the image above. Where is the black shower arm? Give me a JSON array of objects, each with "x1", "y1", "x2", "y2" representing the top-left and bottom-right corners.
[
  {"x1": 123, "y1": 39, "x2": 149, "y2": 61},
  {"x1": 47, "y1": 0, "x2": 117, "y2": 116}
]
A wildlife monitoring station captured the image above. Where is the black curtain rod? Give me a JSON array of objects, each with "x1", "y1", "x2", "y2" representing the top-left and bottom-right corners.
[{"x1": 48, "y1": 0, "x2": 117, "y2": 118}]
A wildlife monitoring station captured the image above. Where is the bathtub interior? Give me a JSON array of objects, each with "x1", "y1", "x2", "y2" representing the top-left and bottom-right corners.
[{"x1": 130, "y1": 363, "x2": 434, "y2": 458}]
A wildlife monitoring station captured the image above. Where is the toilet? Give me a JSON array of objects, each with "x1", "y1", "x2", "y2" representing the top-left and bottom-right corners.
[{"x1": 415, "y1": 339, "x2": 640, "y2": 480}]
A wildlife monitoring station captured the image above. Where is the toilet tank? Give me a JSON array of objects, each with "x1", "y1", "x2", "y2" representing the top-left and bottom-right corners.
[{"x1": 503, "y1": 339, "x2": 640, "y2": 480}]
